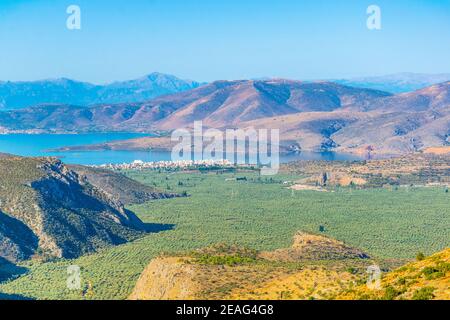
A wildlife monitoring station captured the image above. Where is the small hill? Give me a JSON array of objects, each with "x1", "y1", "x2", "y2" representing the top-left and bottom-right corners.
[
  {"x1": 339, "y1": 249, "x2": 450, "y2": 300},
  {"x1": 0, "y1": 103, "x2": 145, "y2": 132},
  {"x1": 69, "y1": 165, "x2": 179, "y2": 205},
  {"x1": 0, "y1": 78, "x2": 97, "y2": 110},
  {"x1": 229, "y1": 268, "x2": 357, "y2": 300},
  {"x1": 129, "y1": 233, "x2": 372, "y2": 300},
  {"x1": 259, "y1": 232, "x2": 369, "y2": 262},
  {"x1": 0, "y1": 154, "x2": 147, "y2": 263}
]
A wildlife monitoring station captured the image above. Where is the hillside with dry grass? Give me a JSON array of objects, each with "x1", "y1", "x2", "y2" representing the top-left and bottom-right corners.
[
  {"x1": 339, "y1": 249, "x2": 450, "y2": 300},
  {"x1": 129, "y1": 234, "x2": 449, "y2": 301},
  {"x1": 129, "y1": 232, "x2": 376, "y2": 300}
]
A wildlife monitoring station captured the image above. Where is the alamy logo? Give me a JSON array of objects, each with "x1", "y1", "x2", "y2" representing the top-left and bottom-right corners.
[
  {"x1": 171, "y1": 121, "x2": 280, "y2": 175},
  {"x1": 366, "y1": 265, "x2": 382, "y2": 290},
  {"x1": 367, "y1": 5, "x2": 381, "y2": 30},
  {"x1": 66, "y1": 5, "x2": 81, "y2": 30},
  {"x1": 67, "y1": 265, "x2": 81, "y2": 290}
]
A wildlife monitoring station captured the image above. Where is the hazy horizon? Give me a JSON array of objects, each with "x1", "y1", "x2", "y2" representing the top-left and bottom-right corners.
[
  {"x1": 1, "y1": 71, "x2": 450, "y2": 86},
  {"x1": 1, "y1": 0, "x2": 450, "y2": 83}
]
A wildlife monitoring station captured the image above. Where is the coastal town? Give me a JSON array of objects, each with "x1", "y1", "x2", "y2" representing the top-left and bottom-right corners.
[{"x1": 92, "y1": 159, "x2": 236, "y2": 171}]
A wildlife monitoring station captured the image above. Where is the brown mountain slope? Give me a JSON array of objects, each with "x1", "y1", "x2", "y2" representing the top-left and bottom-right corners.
[
  {"x1": 424, "y1": 146, "x2": 450, "y2": 155},
  {"x1": 2, "y1": 80, "x2": 449, "y2": 155},
  {"x1": 0, "y1": 80, "x2": 390, "y2": 132},
  {"x1": 333, "y1": 111, "x2": 450, "y2": 154},
  {"x1": 56, "y1": 108, "x2": 449, "y2": 156},
  {"x1": 0, "y1": 103, "x2": 143, "y2": 132},
  {"x1": 58, "y1": 111, "x2": 368, "y2": 153},
  {"x1": 237, "y1": 110, "x2": 368, "y2": 151},
  {"x1": 358, "y1": 81, "x2": 450, "y2": 112},
  {"x1": 153, "y1": 80, "x2": 390, "y2": 129}
]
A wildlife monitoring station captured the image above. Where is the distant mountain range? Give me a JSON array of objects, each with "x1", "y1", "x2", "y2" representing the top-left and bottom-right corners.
[
  {"x1": 0, "y1": 74, "x2": 449, "y2": 155},
  {"x1": 0, "y1": 72, "x2": 202, "y2": 110},
  {"x1": 335, "y1": 73, "x2": 450, "y2": 94},
  {"x1": 0, "y1": 79, "x2": 391, "y2": 132},
  {"x1": 1, "y1": 72, "x2": 449, "y2": 110}
]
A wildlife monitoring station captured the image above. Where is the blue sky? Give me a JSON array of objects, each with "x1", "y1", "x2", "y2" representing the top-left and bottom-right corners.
[{"x1": 1, "y1": 0, "x2": 450, "y2": 83}]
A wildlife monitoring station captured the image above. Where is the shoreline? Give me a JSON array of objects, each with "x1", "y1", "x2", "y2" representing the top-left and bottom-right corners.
[{"x1": 2, "y1": 132, "x2": 449, "y2": 160}]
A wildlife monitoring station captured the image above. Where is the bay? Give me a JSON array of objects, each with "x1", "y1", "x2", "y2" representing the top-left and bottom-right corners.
[{"x1": 0, "y1": 133, "x2": 362, "y2": 165}]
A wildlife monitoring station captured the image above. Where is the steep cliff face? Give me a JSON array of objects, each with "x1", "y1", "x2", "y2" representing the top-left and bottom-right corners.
[
  {"x1": 129, "y1": 257, "x2": 200, "y2": 300},
  {"x1": 0, "y1": 155, "x2": 146, "y2": 263}
]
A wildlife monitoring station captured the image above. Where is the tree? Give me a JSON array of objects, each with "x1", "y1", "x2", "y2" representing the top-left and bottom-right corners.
[{"x1": 416, "y1": 252, "x2": 425, "y2": 261}]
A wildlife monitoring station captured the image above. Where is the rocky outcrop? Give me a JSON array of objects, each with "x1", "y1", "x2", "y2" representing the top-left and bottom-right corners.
[
  {"x1": 259, "y1": 232, "x2": 370, "y2": 262},
  {"x1": 129, "y1": 257, "x2": 200, "y2": 300}
]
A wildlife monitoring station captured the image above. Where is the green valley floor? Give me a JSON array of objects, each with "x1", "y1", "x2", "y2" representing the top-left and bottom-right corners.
[{"x1": 0, "y1": 170, "x2": 449, "y2": 300}]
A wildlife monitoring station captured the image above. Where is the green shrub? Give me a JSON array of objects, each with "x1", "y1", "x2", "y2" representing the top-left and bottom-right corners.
[
  {"x1": 412, "y1": 287, "x2": 435, "y2": 300},
  {"x1": 346, "y1": 267, "x2": 357, "y2": 274},
  {"x1": 416, "y1": 252, "x2": 425, "y2": 261},
  {"x1": 421, "y1": 262, "x2": 450, "y2": 280},
  {"x1": 382, "y1": 286, "x2": 403, "y2": 300},
  {"x1": 395, "y1": 277, "x2": 407, "y2": 286},
  {"x1": 195, "y1": 254, "x2": 256, "y2": 266}
]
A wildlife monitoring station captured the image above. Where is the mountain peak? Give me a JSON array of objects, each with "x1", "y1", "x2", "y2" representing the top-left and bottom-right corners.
[
  {"x1": 144, "y1": 72, "x2": 175, "y2": 79},
  {"x1": 134, "y1": 72, "x2": 199, "y2": 86}
]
